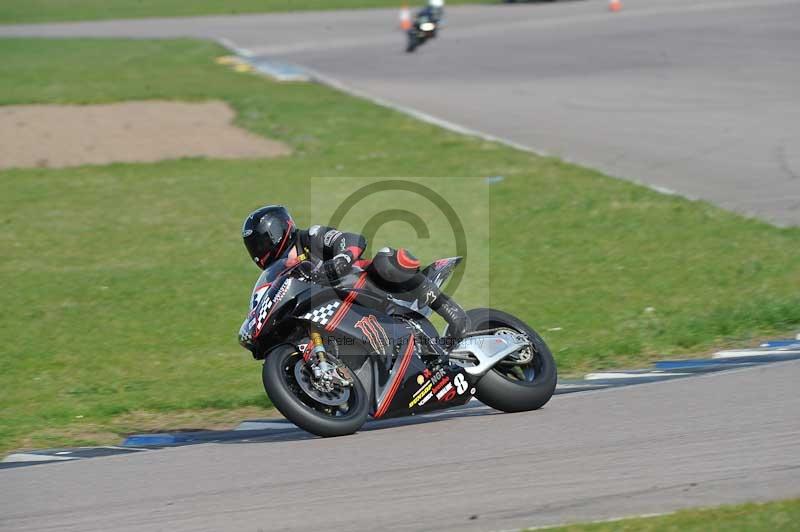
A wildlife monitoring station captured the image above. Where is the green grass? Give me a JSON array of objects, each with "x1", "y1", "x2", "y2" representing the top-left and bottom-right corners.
[
  {"x1": 0, "y1": 0, "x2": 488, "y2": 24},
  {"x1": 535, "y1": 498, "x2": 800, "y2": 531},
  {"x1": 1, "y1": 37, "x2": 799, "y2": 453}
]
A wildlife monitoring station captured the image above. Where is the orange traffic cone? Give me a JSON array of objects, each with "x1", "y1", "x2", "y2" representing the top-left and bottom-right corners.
[
  {"x1": 609, "y1": 0, "x2": 622, "y2": 12},
  {"x1": 400, "y1": 4, "x2": 412, "y2": 30}
]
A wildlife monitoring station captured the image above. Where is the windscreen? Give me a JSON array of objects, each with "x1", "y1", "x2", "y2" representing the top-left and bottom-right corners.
[{"x1": 250, "y1": 258, "x2": 288, "y2": 310}]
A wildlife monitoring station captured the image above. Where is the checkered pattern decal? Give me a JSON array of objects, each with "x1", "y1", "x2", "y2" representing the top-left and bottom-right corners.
[{"x1": 302, "y1": 301, "x2": 341, "y2": 326}]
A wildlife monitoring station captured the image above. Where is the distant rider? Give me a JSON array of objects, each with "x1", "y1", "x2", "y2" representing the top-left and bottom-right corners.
[
  {"x1": 241, "y1": 205, "x2": 470, "y2": 340},
  {"x1": 418, "y1": 0, "x2": 445, "y2": 24}
]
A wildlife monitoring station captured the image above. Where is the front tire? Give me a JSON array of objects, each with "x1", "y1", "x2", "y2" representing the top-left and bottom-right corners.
[
  {"x1": 406, "y1": 33, "x2": 419, "y2": 53},
  {"x1": 263, "y1": 344, "x2": 369, "y2": 437},
  {"x1": 467, "y1": 308, "x2": 557, "y2": 412}
]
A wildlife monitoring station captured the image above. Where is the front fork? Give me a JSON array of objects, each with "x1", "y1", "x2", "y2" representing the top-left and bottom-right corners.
[{"x1": 303, "y1": 327, "x2": 353, "y2": 387}]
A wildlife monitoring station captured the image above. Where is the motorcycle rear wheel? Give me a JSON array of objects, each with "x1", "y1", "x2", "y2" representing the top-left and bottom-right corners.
[
  {"x1": 263, "y1": 344, "x2": 369, "y2": 437},
  {"x1": 467, "y1": 308, "x2": 558, "y2": 412}
]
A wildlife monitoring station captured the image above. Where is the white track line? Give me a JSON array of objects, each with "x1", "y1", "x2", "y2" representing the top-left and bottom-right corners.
[
  {"x1": 3, "y1": 453, "x2": 77, "y2": 463},
  {"x1": 713, "y1": 349, "x2": 800, "y2": 359},
  {"x1": 584, "y1": 372, "x2": 689, "y2": 380}
]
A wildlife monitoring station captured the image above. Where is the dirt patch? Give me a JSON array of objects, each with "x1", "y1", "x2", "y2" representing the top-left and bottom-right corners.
[{"x1": 0, "y1": 100, "x2": 291, "y2": 169}]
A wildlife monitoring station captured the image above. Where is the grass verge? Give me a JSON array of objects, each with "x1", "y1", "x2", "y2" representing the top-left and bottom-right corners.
[
  {"x1": 533, "y1": 498, "x2": 800, "y2": 531},
  {"x1": 0, "y1": 0, "x2": 488, "y2": 25},
  {"x1": 1, "y1": 37, "x2": 799, "y2": 453}
]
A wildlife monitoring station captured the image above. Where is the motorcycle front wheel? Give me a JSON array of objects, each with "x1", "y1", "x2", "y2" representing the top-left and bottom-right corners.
[
  {"x1": 406, "y1": 33, "x2": 420, "y2": 53},
  {"x1": 467, "y1": 308, "x2": 558, "y2": 412},
  {"x1": 263, "y1": 344, "x2": 369, "y2": 437}
]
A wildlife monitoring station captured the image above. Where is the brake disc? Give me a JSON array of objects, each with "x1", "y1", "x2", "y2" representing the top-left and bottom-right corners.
[
  {"x1": 293, "y1": 360, "x2": 351, "y2": 406},
  {"x1": 495, "y1": 328, "x2": 534, "y2": 366}
]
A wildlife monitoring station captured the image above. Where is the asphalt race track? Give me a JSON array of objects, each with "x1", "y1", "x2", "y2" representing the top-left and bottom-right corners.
[
  {"x1": 2, "y1": 3, "x2": 800, "y2": 530},
  {"x1": 2, "y1": 361, "x2": 799, "y2": 531},
  {"x1": 1, "y1": 0, "x2": 799, "y2": 225}
]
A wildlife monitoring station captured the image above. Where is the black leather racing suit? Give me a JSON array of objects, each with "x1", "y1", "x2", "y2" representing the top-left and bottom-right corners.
[{"x1": 297, "y1": 226, "x2": 470, "y2": 339}]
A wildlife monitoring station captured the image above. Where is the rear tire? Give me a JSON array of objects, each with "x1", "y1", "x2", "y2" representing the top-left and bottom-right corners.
[
  {"x1": 467, "y1": 308, "x2": 557, "y2": 412},
  {"x1": 263, "y1": 344, "x2": 369, "y2": 437}
]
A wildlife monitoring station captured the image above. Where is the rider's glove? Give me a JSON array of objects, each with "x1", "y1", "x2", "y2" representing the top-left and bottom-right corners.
[{"x1": 305, "y1": 253, "x2": 353, "y2": 284}]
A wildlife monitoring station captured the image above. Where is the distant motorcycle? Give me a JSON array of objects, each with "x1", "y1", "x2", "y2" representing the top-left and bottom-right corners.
[
  {"x1": 406, "y1": 11, "x2": 439, "y2": 53},
  {"x1": 239, "y1": 256, "x2": 558, "y2": 437}
]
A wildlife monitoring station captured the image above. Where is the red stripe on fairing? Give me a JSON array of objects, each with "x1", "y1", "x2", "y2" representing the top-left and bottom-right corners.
[
  {"x1": 396, "y1": 248, "x2": 420, "y2": 269},
  {"x1": 374, "y1": 336, "x2": 415, "y2": 419},
  {"x1": 324, "y1": 272, "x2": 367, "y2": 332}
]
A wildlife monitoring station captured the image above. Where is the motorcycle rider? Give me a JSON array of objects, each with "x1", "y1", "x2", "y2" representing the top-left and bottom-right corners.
[
  {"x1": 241, "y1": 204, "x2": 470, "y2": 341},
  {"x1": 418, "y1": 0, "x2": 444, "y2": 24}
]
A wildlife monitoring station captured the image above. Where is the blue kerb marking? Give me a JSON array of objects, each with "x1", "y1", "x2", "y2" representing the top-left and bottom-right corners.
[
  {"x1": 656, "y1": 352, "x2": 800, "y2": 369},
  {"x1": 122, "y1": 434, "x2": 179, "y2": 447},
  {"x1": 760, "y1": 340, "x2": 800, "y2": 348},
  {"x1": 654, "y1": 359, "x2": 752, "y2": 370}
]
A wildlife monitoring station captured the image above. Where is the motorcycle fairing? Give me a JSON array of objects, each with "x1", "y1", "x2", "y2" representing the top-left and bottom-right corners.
[
  {"x1": 253, "y1": 277, "x2": 296, "y2": 338},
  {"x1": 312, "y1": 298, "x2": 418, "y2": 416},
  {"x1": 330, "y1": 301, "x2": 475, "y2": 420},
  {"x1": 376, "y1": 356, "x2": 474, "y2": 419},
  {"x1": 301, "y1": 292, "x2": 474, "y2": 420},
  {"x1": 423, "y1": 256, "x2": 462, "y2": 288},
  {"x1": 244, "y1": 256, "x2": 476, "y2": 419}
]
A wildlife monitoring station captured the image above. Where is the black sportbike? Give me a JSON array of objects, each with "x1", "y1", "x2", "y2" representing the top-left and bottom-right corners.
[
  {"x1": 406, "y1": 12, "x2": 439, "y2": 53},
  {"x1": 239, "y1": 256, "x2": 557, "y2": 437}
]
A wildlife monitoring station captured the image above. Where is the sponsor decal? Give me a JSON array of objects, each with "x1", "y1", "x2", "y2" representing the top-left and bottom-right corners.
[
  {"x1": 418, "y1": 392, "x2": 434, "y2": 406},
  {"x1": 409, "y1": 369, "x2": 467, "y2": 408},
  {"x1": 411, "y1": 367, "x2": 446, "y2": 397},
  {"x1": 409, "y1": 381, "x2": 433, "y2": 408},
  {"x1": 273, "y1": 278, "x2": 292, "y2": 302},
  {"x1": 454, "y1": 373, "x2": 469, "y2": 395},
  {"x1": 424, "y1": 289, "x2": 438, "y2": 306},
  {"x1": 435, "y1": 382, "x2": 453, "y2": 401},
  {"x1": 243, "y1": 229, "x2": 253, "y2": 237},
  {"x1": 323, "y1": 229, "x2": 342, "y2": 246},
  {"x1": 431, "y1": 375, "x2": 450, "y2": 395},
  {"x1": 430, "y1": 368, "x2": 447, "y2": 385},
  {"x1": 254, "y1": 278, "x2": 292, "y2": 335},
  {"x1": 355, "y1": 315, "x2": 391, "y2": 356}
]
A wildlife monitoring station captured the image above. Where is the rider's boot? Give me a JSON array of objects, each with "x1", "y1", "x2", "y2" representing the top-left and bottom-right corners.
[{"x1": 419, "y1": 279, "x2": 471, "y2": 343}]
